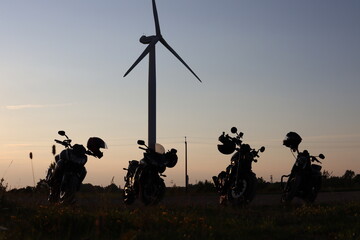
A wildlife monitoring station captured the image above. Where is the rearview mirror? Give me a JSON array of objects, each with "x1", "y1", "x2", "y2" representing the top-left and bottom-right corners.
[
  {"x1": 260, "y1": 146, "x2": 265, "y2": 152},
  {"x1": 319, "y1": 154, "x2": 325, "y2": 159},
  {"x1": 231, "y1": 127, "x2": 237, "y2": 134},
  {"x1": 58, "y1": 131, "x2": 66, "y2": 136},
  {"x1": 137, "y1": 140, "x2": 145, "y2": 146}
]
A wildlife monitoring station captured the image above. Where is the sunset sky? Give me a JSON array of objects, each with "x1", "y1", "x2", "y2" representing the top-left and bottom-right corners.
[{"x1": 1, "y1": 0, "x2": 359, "y2": 188}]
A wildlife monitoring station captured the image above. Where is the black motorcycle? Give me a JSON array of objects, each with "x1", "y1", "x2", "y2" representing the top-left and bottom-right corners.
[
  {"x1": 46, "y1": 131, "x2": 107, "y2": 204},
  {"x1": 281, "y1": 132, "x2": 325, "y2": 203},
  {"x1": 213, "y1": 127, "x2": 265, "y2": 206},
  {"x1": 123, "y1": 140, "x2": 178, "y2": 205}
]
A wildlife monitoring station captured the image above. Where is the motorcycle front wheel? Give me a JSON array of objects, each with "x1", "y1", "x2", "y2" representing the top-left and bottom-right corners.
[
  {"x1": 305, "y1": 177, "x2": 321, "y2": 203},
  {"x1": 281, "y1": 175, "x2": 302, "y2": 204},
  {"x1": 140, "y1": 174, "x2": 165, "y2": 205},
  {"x1": 227, "y1": 173, "x2": 257, "y2": 206},
  {"x1": 59, "y1": 173, "x2": 79, "y2": 205}
]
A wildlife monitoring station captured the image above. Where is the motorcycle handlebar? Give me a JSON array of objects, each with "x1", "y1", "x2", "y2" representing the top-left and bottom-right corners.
[
  {"x1": 311, "y1": 156, "x2": 322, "y2": 164},
  {"x1": 139, "y1": 146, "x2": 147, "y2": 151},
  {"x1": 54, "y1": 139, "x2": 71, "y2": 148}
]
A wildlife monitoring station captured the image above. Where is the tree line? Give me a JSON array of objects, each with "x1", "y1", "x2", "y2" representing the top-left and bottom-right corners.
[{"x1": 1, "y1": 169, "x2": 359, "y2": 195}]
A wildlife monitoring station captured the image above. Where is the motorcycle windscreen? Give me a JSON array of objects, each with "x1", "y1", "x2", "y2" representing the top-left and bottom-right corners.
[{"x1": 155, "y1": 143, "x2": 165, "y2": 154}]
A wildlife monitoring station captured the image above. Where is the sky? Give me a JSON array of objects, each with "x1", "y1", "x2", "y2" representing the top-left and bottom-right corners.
[{"x1": 1, "y1": 0, "x2": 359, "y2": 189}]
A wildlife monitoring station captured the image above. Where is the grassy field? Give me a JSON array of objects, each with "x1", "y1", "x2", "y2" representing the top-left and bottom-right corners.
[{"x1": 1, "y1": 190, "x2": 360, "y2": 240}]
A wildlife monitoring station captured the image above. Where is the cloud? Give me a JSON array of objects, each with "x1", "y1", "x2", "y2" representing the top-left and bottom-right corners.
[
  {"x1": 5, "y1": 103, "x2": 73, "y2": 110},
  {"x1": 5, "y1": 104, "x2": 44, "y2": 110}
]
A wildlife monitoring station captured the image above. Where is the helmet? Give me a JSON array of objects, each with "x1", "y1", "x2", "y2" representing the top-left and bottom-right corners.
[
  {"x1": 283, "y1": 132, "x2": 302, "y2": 151},
  {"x1": 87, "y1": 137, "x2": 107, "y2": 159},
  {"x1": 165, "y1": 148, "x2": 178, "y2": 168},
  {"x1": 217, "y1": 140, "x2": 236, "y2": 155}
]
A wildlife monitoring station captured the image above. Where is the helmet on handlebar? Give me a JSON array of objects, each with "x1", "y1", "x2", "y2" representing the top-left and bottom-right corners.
[
  {"x1": 283, "y1": 132, "x2": 302, "y2": 151},
  {"x1": 217, "y1": 139, "x2": 236, "y2": 155},
  {"x1": 87, "y1": 137, "x2": 107, "y2": 159}
]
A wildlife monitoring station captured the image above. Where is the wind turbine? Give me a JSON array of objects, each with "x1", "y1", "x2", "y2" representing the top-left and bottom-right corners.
[{"x1": 124, "y1": 0, "x2": 201, "y2": 150}]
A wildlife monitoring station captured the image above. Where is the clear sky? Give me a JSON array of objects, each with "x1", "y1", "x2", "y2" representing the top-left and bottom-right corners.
[{"x1": 1, "y1": 0, "x2": 359, "y2": 188}]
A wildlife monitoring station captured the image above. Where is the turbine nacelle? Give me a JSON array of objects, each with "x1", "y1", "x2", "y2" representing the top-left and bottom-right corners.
[{"x1": 140, "y1": 35, "x2": 157, "y2": 44}]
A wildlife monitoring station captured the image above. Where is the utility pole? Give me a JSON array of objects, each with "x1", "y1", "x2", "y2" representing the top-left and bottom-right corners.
[{"x1": 185, "y1": 136, "x2": 188, "y2": 192}]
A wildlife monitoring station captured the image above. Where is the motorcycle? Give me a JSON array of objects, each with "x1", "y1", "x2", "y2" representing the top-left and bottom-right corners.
[
  {"x1": 123, "y1": 140, "x2": 178, "y2": 205},
  {"x1": 281, "y1": 132, "x2": 325, "y2": 203},
  {"x1": 212, "y1": 127, "x2": 265, "y2": 206},
  {"x1": 45, "y1": 130, "x2": 107, "y2": 204}
]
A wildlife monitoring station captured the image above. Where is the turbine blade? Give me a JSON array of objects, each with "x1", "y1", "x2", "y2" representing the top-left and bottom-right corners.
[
  {"x1": 160, "y1": 38, "x2": 202, "y2": 82},
  {"x1": 124, "y1": 39, "x2": 158, "y2": 78},
  {"x1": 152, "y1": 0, "x2": 161, "y2": 36}
]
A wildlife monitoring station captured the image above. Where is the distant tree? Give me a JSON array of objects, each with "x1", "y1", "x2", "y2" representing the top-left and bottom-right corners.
[
  {"x1": 257, "y1": 177, "x2": 270, "y2": 191},
  {"x1": 35, "y1": 179, "x2": 49, "y2": 193},
  {"x1": 354, "y1": 174, "x2": 360, "y2": 184},
  {"x1": 322, "y1": 170, "x2": 333, "y2": 179},
  {"x1": 342, "y1": 170, "x2": 355, "y2": 180},
  {"x1": 342, "y1": 170, "x2": 356, "y2": 187},
  {"x1": 80, "y1": 183, "x2": 104, "y2": 193},
  {"x1": 104, "y1": 183, "x2": 121, "y2": 193},
  {"x1": 189, "y1": 180, "x2": 214, "y2": 193}
]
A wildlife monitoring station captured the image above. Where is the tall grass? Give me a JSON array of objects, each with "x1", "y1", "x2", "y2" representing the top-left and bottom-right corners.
[{"x1": 1, "y1": 191, "x2": 359, "y2": 240}]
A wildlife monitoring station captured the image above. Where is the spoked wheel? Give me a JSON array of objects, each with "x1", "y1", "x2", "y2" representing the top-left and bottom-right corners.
[
  {"x1": 227, "y1": 174, "x2": 257, "y2": 206},
  {"x1": 227, "y1": 179, "x2": 247, "y2": 206}
]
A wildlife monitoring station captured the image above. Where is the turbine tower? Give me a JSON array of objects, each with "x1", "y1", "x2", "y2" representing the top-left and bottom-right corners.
[{"x1": 124, "y1": 0, "x2": 201, "y2": 150}]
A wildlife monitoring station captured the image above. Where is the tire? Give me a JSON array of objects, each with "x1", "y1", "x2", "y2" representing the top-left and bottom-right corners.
[
  {"x1": 59, "y1": 173, "x2": 78, "y2": 205},
  {"x1": 227, "y1": 173, "x2": 257, "y2": 206},
  {"x1": 139, "y1": 170, "x2": 165, "y2": 205},
  {"x1": 281, "y1": 175, "x2": 301, "y2": 204},
  {"x1": 306, "y1": 177, "x2": 321, "y2": 203},
  {"x1": 305, "y1": 187, "x2": 318, "y2": 204},
  {"x1": 243, "y1": 173, "x2": 257, "y2": 203}
]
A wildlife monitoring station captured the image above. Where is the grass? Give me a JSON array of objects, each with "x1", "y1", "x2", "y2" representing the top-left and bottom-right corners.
[{"x1": 1, "y1": 191, "x2": 359, "y2": 240}]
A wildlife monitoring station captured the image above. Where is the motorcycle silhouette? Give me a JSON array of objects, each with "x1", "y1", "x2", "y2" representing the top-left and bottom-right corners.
[
  {"x1": 213, "y1": 127, "x2": 265, "y2": 206},
  {"x1": 123, "y1": 140, "x2": 178, "y2": 205},
  {"x1": 46, "y1": 131, "x2": 107, "y2": 204},
  {"x1": 281, "y1": 132, "x2": 325, "y2": 203}
]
